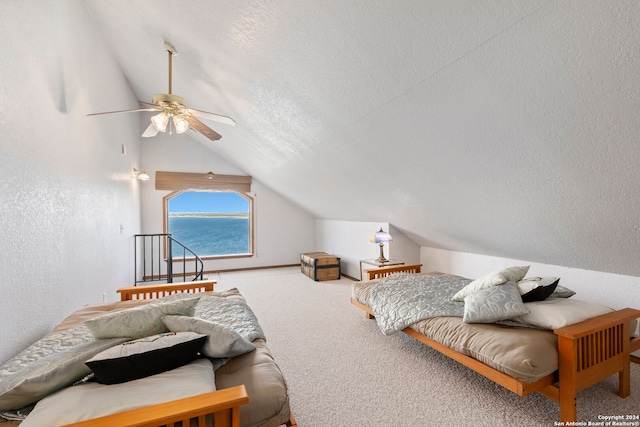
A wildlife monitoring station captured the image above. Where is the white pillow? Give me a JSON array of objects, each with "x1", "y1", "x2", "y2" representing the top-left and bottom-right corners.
[
  {"x1": 20, "y1": 359, "x2": 215, "y2": 427},
  {"x1": 162, "y1": 315, "x2": 255, "y2": 358},
  {"x1": 452, "y1": 266, "x2": 530, "y2": 302},
  {"x1": 515, "y1": 298, "x2": 614, "y2": 330},
  {"x1": 463, "y1": 281, "x2": 530, "y2": 323},
  {"x1": 85, "y1": 297, "x2": 200, "y2": 340}
]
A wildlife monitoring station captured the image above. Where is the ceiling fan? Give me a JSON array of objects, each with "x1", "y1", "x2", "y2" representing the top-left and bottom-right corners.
[{"x1": 87, "y1": 41, "x2": 235, "y2": 141}]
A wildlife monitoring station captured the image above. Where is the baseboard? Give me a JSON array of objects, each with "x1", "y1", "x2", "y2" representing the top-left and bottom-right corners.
[
  {"x1": 143, "y1": 264, "x2": 301, "y2": 282},
  {"x1": 203, "y1": 264, "x2": 300, "y2": 275}
]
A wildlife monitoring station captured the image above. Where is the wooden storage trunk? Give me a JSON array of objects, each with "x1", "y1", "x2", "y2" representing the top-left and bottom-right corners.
[{"x1": 300, "y1": 252, "x2": 341, "y2": 281}]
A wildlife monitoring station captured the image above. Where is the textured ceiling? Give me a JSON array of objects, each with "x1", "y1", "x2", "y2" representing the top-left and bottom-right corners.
[{"x1": 83, "y1": 0, "x2": 640, "y2": 277}]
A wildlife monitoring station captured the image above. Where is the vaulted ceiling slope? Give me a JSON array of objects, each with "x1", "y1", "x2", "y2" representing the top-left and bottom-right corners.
[{"x1": 84, "y1": 1, "x2": 640, "y2": 277}]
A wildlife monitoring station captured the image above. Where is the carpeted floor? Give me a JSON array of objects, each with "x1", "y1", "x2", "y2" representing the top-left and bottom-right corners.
[{"x1": 213, "y1": 267, "x2": 640, "y2": 427}]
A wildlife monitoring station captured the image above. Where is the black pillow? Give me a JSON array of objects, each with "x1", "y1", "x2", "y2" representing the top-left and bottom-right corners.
[
  {"x1": 85, "y1": 332, "x2": 206, "y2": 384},
  {"x1": 520, "y1": 278, "x2": 559, "y2": 303}
]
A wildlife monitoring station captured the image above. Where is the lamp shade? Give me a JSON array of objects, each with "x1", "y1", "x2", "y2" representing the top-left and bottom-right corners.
[
  {"x1": 133, "y1": 168, "x2": 150, "y2": 181},
  {"x1": 371, "y1": 228, "x2": 392, "y2": 244},
  {"x1": 151, "y1": 112, "x2": 169, "y2": 132},
  {"x1": 173, "y1": 115, "x2": 189, "y2": 134}
]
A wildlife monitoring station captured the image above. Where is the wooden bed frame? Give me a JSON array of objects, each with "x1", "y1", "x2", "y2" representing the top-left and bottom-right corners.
[
  {"x1": 364, "y1": 263, "x2": 423, "y2": 281},
  {"x1": 117, "y1": 281, "x2": 217, "y2": 301},
  {"x1": 351, "y1": 267, "x2": 640, "y2": 423},
  {"x1": 64, "y1": 281, "x2": 298, "y2": 427}
]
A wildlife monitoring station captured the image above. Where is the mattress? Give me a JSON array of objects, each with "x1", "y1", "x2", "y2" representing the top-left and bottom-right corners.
[
  {"x1": 352, "y1": 279, "x2": 558, "y2": 383},
  {"x1": 1, "y1": 289, "x2": 290, "y2": 427},
  {"x1": 216, "y1": 339, "x2": 291, "y2": 427}
]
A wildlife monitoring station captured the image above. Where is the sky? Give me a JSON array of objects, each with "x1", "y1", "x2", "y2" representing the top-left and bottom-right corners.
[{"x1": 169, "y1": 191, "x2": 249, "y2": 213}]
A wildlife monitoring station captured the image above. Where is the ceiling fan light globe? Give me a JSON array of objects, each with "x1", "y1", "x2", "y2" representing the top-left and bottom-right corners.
[
  {"x1": 173, "y1": 115, "x2": 189, "y2": 134},
  {"x1": 151, "y1": 112, "x2": 169, "y2": 132}
]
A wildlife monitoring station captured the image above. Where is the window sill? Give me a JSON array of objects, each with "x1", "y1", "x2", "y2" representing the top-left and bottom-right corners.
[{"x1": 169, "y1": 253, "x2": 254, "y2": 262}]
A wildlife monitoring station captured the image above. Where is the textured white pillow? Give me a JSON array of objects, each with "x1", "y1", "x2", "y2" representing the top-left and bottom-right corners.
[
  {"x1": 20, "y1": 359, "x2": 215, "y2": 427},
  {"x1": 463, "y1": 281, "x2": 530, "y2": 323},
  {"x1": 85, "y1": 298, "x2": 200, "y2": 340},
  {"x1": 515, "y1": 298, "x2": 614, "y2": 330},
  {"x1": 162, "y1": 315, "x2": 255, "y2": 358},
  {"x1": 452, "y1": 266, "x2": 530, "y2": 302}
]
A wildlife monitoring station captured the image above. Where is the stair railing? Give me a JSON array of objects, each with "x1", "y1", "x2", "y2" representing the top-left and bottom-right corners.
[{"x1": 134, "y1": 234, "x2": 204, "y2": 285}]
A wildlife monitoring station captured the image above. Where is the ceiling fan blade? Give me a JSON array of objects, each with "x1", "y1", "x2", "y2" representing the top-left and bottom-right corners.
[
  {"x1": 186, "y1": 116, "x2": 222, "y2": 141},
  {"x1": 188, "y1": 108, "x2": 236, "y2": 126},
  {"x1": 87, "y1": 107, "x2": 158, "y2": 116},
  {"x1": 141, "y1": 123, "x2": 160, "y2": 138},
  {"x1": 139, "y1": 100, "x2": 159, "y2": 108}
]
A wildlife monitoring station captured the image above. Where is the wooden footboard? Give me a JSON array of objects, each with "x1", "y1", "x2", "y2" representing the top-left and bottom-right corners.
[
  {"x1": 548, "y1": 308, "x2": 640, "y2": 422},
  {"x1": 117, "y1": 280, "x2": 216, "y2": 301},
  {"x1": 63, "y1": 385, "x2": 249, "y2": 427}
]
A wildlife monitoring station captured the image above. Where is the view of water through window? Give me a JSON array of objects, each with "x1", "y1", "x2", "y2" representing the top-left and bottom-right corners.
[{"x1": 167, "y1": 191, "x2": 251, "y2": 257}]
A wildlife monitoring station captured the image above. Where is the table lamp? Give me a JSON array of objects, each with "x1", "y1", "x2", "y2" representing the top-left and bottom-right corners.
[{"x1": 371, "y1": 228, "x2": 393, "y2": 263}]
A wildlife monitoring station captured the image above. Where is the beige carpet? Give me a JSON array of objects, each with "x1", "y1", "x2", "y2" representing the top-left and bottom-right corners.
[{"x1": 214, "y1": 267, "x2": 640, "y2": 427}]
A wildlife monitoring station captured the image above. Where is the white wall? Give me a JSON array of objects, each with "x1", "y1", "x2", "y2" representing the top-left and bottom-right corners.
[
  {"x1": 139, "y1": 134, "x2": 316, "y2": 273},
  {"x1": 421, "y1": 247, "x2": 640, "y2": 337},
  {"x1": 389, "y1": 224, "x2": 421, "y2": 268},
  {"x1": 0, "y1": 2, "x2": 142, "y2": 363},
  {"x1": 316, "y1": 220, "x2": 420, "y2": 279}
]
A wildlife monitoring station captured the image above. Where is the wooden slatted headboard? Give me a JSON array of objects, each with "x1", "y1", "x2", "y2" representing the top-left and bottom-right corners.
[
  {"x1": 117, "y1": 280, "x2": 216, "y2": 301},
  {"x1": 365, "y1": 264, "x2": 422, "y2": 281}
]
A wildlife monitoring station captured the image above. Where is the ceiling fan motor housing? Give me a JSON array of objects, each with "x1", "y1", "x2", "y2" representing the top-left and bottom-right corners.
[
  {"x1": 153, "y1": 93, "x2": 186, "y2": 106},
  {"x1": 152, "y1": 93, "x2": 191, "y2": 119}
]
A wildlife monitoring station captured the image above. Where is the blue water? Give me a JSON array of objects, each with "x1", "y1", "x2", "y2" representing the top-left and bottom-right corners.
[{"x1": 168, "y1": 217, "x2": 249, "y2": 256}]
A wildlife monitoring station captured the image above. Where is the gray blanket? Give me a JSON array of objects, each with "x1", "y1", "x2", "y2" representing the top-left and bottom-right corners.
[
  {"x1": 191, "y1": 293, "x2": 267, "y2": 370},
  {"x1": 194, "y1": 294, "x2": 266, "y2": 342},
  {"x1": 369, "y1": 273, "x2": 471, "y2": 335}
]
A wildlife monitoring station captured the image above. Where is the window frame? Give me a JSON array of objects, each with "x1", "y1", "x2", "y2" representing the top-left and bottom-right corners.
[{"x1": 163, "y1": 190, "x2": 255, "y2": 261}]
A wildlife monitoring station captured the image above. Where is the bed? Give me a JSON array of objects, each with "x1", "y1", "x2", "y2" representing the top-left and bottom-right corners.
[
  {"x1": 0, "y1": 281, "x2": 297, "y2": 427},
  {"x1": 351, "y1": 265, "x2": 640, "y2": 423}
]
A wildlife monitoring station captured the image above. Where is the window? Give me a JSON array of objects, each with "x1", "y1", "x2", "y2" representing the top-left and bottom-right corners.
[{"x1": 164, "y1": 191, "x2": 254, "y2": 259}]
